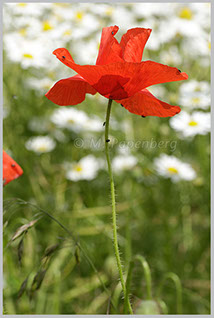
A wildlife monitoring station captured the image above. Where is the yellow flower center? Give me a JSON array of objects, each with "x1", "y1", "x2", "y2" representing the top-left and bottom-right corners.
[
  {"x1": 53, "y1": 3, "x2": 69, "y2": 7},
  {"x1": 75, "y1": 12, "x2": 83, "y2": 21},
  {"x1": 67, "y1": 119, "x2": 74, "y2": 124},
  {"x1": 42, "y1": 21, "x2": 53, "y2": 31},
  {"x1": 106, "y1": 8, "x2": 113, "y2": 16},
  {"x1": 19, "y1": 28, "x2": 27, "y2": 36},
  {"x1": 208, "y1": 41, "x2": 211, "y2": 51},
  {"x1": 192, "y1": 97, "x2": 200, "y2": 104},
  {"x1": 37, "y1": 146, "x2": 47, "y2": 152},
  {"x1": 167, "y1": 167, "x2": 178, "y2": 174},
  {"x1": 194, "y1": 86, "x2": 201, "y2": 92},
  {"x1": 63, "y1": 30, "x2": 72, "y2": 36},
  {"x1": 178, "y1": 7, "x2": 193, "y2": 20},
  {"x1": 23, "y1": 53, "x2": 33, "y2": 59},
  {"x1": 47, "y1": 72, "x2": 56, "y2": 79},
  {"x1": 188, "y1": 120, "x2": 198, "y2": 126},
  {"x1": 74, "y1": 165, "x2": 83, "y2": 172},
  {"x1": 17, "y1": 3, "x2": 27, "y2": 7}
]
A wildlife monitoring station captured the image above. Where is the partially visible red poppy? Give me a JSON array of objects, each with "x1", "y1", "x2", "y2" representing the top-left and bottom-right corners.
[
  {"x1": 45, "y1": 25, "x2": 188, "y2": 117},
  {"x1": 3, "y1": 150, "x2": 23, "y2": 186}
]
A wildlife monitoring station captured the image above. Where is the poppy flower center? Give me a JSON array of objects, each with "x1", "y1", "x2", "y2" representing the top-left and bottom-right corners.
[
  {"x1": 188, "y1": 120, "x2": 198, "y2": 126},
  {"x1": 167, "y1": 167, "x2": 178, "y2": 174}
]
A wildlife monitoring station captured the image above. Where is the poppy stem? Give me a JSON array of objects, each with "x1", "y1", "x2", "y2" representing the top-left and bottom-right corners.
[{"x1": 104, "y1": 99, "x2": 133, "y2": 314}]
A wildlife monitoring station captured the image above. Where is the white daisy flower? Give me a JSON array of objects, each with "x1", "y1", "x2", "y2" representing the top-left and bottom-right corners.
[
  {"x1": 65, "y1": 155, "x2": 102, "y2": 181},
  {"x1": 132, "y1": 3, "x2": 172, "y2": 18},
  {"x1": 179, "y1": 94, "x2": 210, "y2": 110},
  {"x1": 179, "y1": 80, "x2": 210, "y2": 109},
  {"x1": 25, "y1": 136, "x2": 56, "y2": 154},
  {"x1": 112, "y1": 155, "x2": 138, "y2": 173},
  {"x1": 179, "y1": 80, "x2": 210, "y2": 96},
  {"x1": 159, "y1": 46, "x2": 182, "y2": 65},
  {"x1": 4, "y1": 34, "x2": 48, "y2": 69},
  {"x1": 181, "y1": 33, "x2": 211, "y2": 58},
  {"x1": 51, "y1": 108, "x2": 103, "y2": 133},
  {"x1": 170, "y1": 111, "x2": 210, "y2": 138},
  {"x1": 154, "y1": 154, "x2": 196, "y2": 182},
  {"x1": 84, "y1": 116, "x2": 103, "y2": 132},
  {"x1": 27, "y1": 77, "x2": 54, "y2": 92},
  {"x1": 5, "y1": 3, "x2": 51, "y2": 17},
  {"x1": 51, "y1": 108, "x2": 88, "y2": 132}
]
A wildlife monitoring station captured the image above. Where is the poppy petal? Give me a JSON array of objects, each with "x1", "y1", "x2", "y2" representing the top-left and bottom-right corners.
[
  {"x1": 3, "y1": 150, "x2": 23, "y2": 186},
  {"x1": 124, "y1": 60, "x2": 188, "y2": 95},
  {"x1": 120, "y1": 28, "x2": 152, "y2": 62},
  {"x1": 53, "y1": 48, "x2": 138, "y2": 99},
  {"x1": 116, "y1": 89, "x2": 181, "y2": 117},
  {"x1": 52, "y1": 49, "x2": 188, "y2": 100},
  {"x1": 45, "y1": 74, "x2": 97, "y2": 106},
  {"x1": 96, "y1": 25, "x2": 123, "y2": 65}
]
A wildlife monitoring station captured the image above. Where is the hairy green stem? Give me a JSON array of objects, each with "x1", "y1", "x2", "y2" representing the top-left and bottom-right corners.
[{"x1": 104, "y1": 99, "x2": 133, "y2": 314}]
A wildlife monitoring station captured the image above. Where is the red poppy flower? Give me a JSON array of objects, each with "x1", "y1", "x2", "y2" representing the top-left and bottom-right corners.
[
  {"x1": 3, "y1": 150, "x2": 23, "y2": 186},
  {"x1": 45, "y1": 25, "x2": 188, "y2": 117}
]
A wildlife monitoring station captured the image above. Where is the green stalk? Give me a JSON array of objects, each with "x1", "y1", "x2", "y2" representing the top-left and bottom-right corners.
[
  {"x1": 124, "y1": 255, "x2": 152, "y2": 314},
  {"x1": 158, "y1": 272, "x2": 183, "y2": 314},
  {"x1": 104, "y1": 99, "x2": 133, "y2": 314}
]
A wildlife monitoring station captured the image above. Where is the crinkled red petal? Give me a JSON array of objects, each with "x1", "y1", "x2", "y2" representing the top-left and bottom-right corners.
[
  {"x1": 120, "y1": 28, "x2": 152, "y2": 62},
  {"x1": 96, "y1": 25, "x2": 123, "y2": 65},
  {"x1": 3, "y1": 150, "x2": 23, "y2": 186},
  {"x1": 124, "y1": 61, "x2": 188, "y2": 96},
  {"x1": 45, "y1": 74, "x2": 97, "y2": 106},
  {"x1": 116, "y1": 89, "x2": 181, "y2": 117},
  {"x1": 52, "y1": 48, "x2": 188, "y2": 100}
]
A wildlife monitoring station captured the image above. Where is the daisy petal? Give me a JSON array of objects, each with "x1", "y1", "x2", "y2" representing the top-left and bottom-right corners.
[
  {"x1": 116, "y1": 89, "x2": 181, "y2": 117},
  {"x1": 45, "y1": 74, "x2": 97, "y2": 106},
  {"x1": 120, "y1": 28, "x2": 152, "y2": 62},
  {"x1": 96, "y1": 25, "x2": 123, "y2": 65}
]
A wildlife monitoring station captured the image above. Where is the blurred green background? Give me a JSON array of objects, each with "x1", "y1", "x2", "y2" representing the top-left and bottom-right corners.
[{"x1": 3, "y1": 2, "x2": 210, "y2": 314}]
